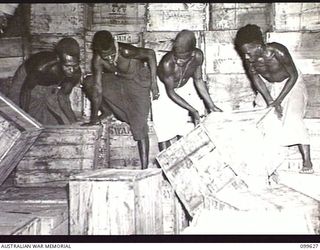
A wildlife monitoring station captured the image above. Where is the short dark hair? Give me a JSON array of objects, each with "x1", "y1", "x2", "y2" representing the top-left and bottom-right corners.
[
  {"x1": 235, "y1": 24, "x2": 264, "y2": 50},
  {"x1": 173, "y1": 29, "x2": 196, "y2": 53},
  {"x1": 55, "y1": 37, "x2": 80, "y2": 58},
  {"x1": 92, "y1": 30, "x2": 114, "y2": 52}
]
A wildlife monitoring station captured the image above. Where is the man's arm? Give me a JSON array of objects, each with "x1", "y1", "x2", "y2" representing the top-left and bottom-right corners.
[
  {"x1": 269, "y1": 43, "x2": 298, "y2": 106},
  {"x1": 122, "y1": 45, "x2": 159, "y2": 100},
  {"x1": 58, "y1": 72, "x2": 80, "y2": 123},
  {"x1": 245, "y1": 60, "x2": 274, "y2": 105},
  {"x1": 89, "y1": 55, "x2": 104, "y2": 124},
  {"x1": 192, "y1": 51, "x2": 222, "y2": 112}
]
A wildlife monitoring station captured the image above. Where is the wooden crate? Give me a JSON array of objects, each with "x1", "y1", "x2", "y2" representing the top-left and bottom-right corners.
[
  {"x1": 0, "y1": 93, "x2": 43, "y2": 186},
  {"x1": 203, "y1": 31, "x2": 244, "y2": 74},
  {"x1": 183, "y1": 184, "x2": 319, "y2": 234},
  {"x1": 272, "y1": 3, "x2": 320, "y2": 31},
  {"x1": 0, "y1": 186, "x2": 68, "y2": 235},
  {"x1": 206, "y1": 73, "x2": 255, "y2": 112},
  {"x1": 108, "y1": 121, "x2": 159, "y2": 169},
  {"x1": 14, "y1": 125, "x2": 106, "y2": 187},
  {"x1": 29, "y1": 3, "x2": 88, "y2": 35},
  {"x1": 146, "y1": 3, "x2": 208, "y2": 31},
  {"x1": 92, "y1": 3, "x2": 146, "y2": 32},
  {"x1": 69, "y1": 168, "x2": 163, "y2": 235},
  {"x1": 0, "y1": 212, "x2": 41, "y2": 235},
  {"x1": 161, "y1": 177, "x2": 189, "y2": 234},
  {"x1": 209, "y1": 3, "x2": 271, "y2": 31},
  {"x1": 156, "y1": 108, "x2": 286, "y2": 217}
]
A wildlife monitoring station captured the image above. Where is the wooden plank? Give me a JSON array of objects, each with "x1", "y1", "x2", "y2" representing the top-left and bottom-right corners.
[
  {"x1": 0, "y1": 187, "x2": 67, "y2": 204},
  {"x1": 0, "y1": 94, "x2": 42, "y2": 185},
  {"x1": 14, "y1": 169, "x2": 86, "y2": 187},
  {"x1": 0, "y1": 37, "x2": 23, "y2": 58},
  {"x1": 17, "y1": 158, "x2": 95, "y2": 171},
  {"x1": 0, "y1": 212, "x2": 40, "y2": 235},
  {"x1": 146, "y1": 3, "x2": 208, "y2": 31},
  {"x1": 69, "y1": 169, "x2": 163, "y2": 235}
]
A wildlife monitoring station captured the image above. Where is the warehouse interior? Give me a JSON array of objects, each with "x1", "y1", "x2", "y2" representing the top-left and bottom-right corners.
[{"x1": 0, "y1": 3, "x2": 319, "y2": 236}]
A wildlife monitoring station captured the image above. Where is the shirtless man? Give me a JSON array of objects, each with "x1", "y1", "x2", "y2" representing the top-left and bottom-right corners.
[
  {"x1": 17, "y1": 37, "x2": 81, "y2": 124},
  {"x1": 156, "y1": 30, "x2": 222, "y2": 150},
  {"x1": 82, "y1": 30, "x2": 159, "y2": 169},
  {"x1": 235, "y1": 24, "x2": 313, "y2": 174}
]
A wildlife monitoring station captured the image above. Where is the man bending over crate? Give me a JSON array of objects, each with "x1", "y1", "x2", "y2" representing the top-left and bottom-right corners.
[
  {"x1": 154, "y1": 30, "x2": 222, "y2": 151},
  {"x1": 12, "y1": 37, "x2": 81, "y2": 125},
  {"x1": 235, "y1": 24, "x2": 313, "y2": 174},
  {"x1": 81, "y1": 30, "x2": 159, "y2": 169}
]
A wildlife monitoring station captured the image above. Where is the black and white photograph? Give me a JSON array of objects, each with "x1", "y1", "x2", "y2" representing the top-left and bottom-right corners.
[{"x1": 0, "y1": 2, "x2": 319, "y2": 243}]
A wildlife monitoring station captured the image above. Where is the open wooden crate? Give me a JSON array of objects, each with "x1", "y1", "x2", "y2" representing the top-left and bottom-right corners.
[{"x1": 0, "y1": 93, "x2": 43, "y2": 186}]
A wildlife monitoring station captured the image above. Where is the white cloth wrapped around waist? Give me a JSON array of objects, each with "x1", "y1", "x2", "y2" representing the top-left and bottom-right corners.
[
  {"x1": 152, "y1": 78, "x2": 206, "y2": 142},
  {"x1": 254, "y1": 73, "x2": 310, "y2": 146}
]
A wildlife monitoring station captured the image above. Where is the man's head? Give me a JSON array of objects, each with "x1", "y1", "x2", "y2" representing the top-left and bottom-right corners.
[
  {"x1": 235, "y1": 24, "x2": 265, "y2": 63},
  {"x1": 92, "y1": 30, "x2": 116, "y2": 62},
  {"x1": 55, "y1": 37, "x2": 80, "y2": 77},
  {"x1": 172, "y1": 30, "x2": 196, "y2": 67}
]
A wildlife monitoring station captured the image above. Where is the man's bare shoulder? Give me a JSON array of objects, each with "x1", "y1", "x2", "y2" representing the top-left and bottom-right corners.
[
  {"x1": 25, "y1": 51, "x2": 58, "y2": 73},
  {"x1": 266, "y1": 42, "x2": 290, "y2": 56},
  {"x1": 119, "y1": 42, "x2": 143, "y2": 57},
  {"x1": 193, "y1": 48, "x2": 204, "y2": 65},
  {"x1": 158, "y1": 52, "x2": 174, "y2": 74}
]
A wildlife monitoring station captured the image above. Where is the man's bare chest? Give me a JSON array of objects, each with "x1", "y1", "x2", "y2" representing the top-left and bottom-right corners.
[{"x1": 172, "y1": 64, "x2": 197, "y2": 87}]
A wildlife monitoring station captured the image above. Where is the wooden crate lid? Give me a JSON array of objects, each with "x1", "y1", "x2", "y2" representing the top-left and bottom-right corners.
[
  {"x1": 0, "y1": 92, "x2": 43, "y2": 131},
  {"x1": 0, "y1": 187, "x2": 67, "y2": 204},
  {"x1": 70, "y1": 168, "x2": 162, "y2": 182}
]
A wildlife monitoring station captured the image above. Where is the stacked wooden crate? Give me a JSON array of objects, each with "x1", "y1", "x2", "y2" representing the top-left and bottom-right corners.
[
  {"x1": 146, "y1": 3, "x2": 208, "y2": 31},
  {"x1": 209, "y1": 3, "x2": 271, "y2": 31},
  {"x1": 107, "y1": 121, "x2": 159, "y2": 169},
  {"x1": 14, "y1": 125, "x2": 106, "y2": 187},
  {"x1": 272, "y1": 3, "x2": 320, "y2": 32},
  {"x1": 69, "y1": 169, "x2": 163, "y2": 235},
  {"x1": 0, "y1": 186, "x2": 68, "y2": 235},
  {"x1": 203, "y1": 30, "x2": 255, "y2": 112}
]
